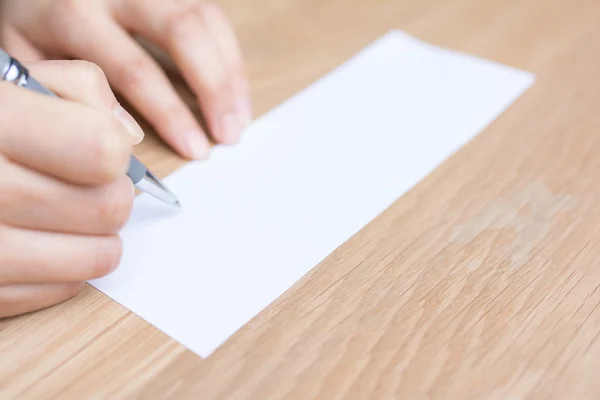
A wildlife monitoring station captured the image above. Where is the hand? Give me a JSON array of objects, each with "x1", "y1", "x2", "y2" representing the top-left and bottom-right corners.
[
  {"x1": 0, "y1": 60, "x2": 140, "y2": 318},
  {"x1": 0, "y1": 0, "x2": 252, "y2": 160}
]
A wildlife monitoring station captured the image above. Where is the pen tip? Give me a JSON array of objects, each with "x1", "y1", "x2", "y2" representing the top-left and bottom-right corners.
[{"x1": 174, "y1": 200, "x2": 182, "y2": 208}]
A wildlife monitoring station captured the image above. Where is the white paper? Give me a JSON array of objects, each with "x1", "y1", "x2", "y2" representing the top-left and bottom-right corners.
[{"x1": 90, "y1": 30, "x2": 534, "y2": 357}]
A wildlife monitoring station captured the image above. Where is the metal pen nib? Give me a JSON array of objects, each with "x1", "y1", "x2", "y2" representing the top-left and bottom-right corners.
[
  {"x1": 136, "y1": 169, "x2": 181, "y2": 208},
  {"x1": 126, "y1": 155, "x2": 180, "y2": 207}
]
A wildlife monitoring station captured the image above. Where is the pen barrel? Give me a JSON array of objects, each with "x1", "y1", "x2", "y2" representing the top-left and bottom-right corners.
[
  {"x1": 127, "y1": 156, "x2": 147, "y2": 184},
  {"x1": 26, "y1": 76, "x2": 57, "y2": 97}
]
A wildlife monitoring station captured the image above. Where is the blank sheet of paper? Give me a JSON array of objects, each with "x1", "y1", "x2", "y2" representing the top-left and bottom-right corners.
[{"x1": 89, "y1": 30, "x2": 535, "y2": 357}]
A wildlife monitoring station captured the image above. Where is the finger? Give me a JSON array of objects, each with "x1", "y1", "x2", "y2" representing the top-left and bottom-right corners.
[
  {"x1": 0, "y1": 224, "x2": 123, "y2": 285},
  {"x1": 26, "y1": 60, "x2": 145, "y2": 144},
  {"x1": 0, "y1": 159, "x2": 134, "y2": 235},
  {"x1": 0, "y1": 282, "x2": 85, "y2": 319},
  {"x1": 196, "y1": 1, "x2": 252, "y2": 124},
  {"x1": 60, "y1": 16, "x2": 210, "y2": 160},
  {"x1": 0, "y1": 82, "x2": 132, "y2": 186},
  {"x1": 115, "y1": 0, "x2": 252, "y2": 144},
  {"x1": 0, "y1": 25, "x2": 46, "y2": 62}
]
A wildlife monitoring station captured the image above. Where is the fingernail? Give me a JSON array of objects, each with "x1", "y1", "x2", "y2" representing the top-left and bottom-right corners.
[
  {"x1": 221, "y1": 113, "x2": 240, "y2": 143},
  {"x1": 237, "y1": 98, "x2": 253, "y2": 130},
  {"x1": 185, "y1": 130, "x2": 209, "y2": 160},
  {"x1": 113, "y1": 105, "x2": 145, "y2": 144}
]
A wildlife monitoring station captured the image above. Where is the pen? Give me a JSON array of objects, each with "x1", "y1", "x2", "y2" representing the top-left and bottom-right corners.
[{"x1": 0, "y1": 49, "x2": 180, "y2": 208}]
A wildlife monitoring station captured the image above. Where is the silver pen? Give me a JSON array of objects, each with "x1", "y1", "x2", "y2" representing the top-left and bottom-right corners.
[{"x1": 0, "y1": 48, "x2": 180, "y2": 208}]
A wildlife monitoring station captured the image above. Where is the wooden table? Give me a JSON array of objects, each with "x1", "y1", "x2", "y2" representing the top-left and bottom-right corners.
[{"x1": 2, "y1": 0, "x2": 600, "y2": 398}]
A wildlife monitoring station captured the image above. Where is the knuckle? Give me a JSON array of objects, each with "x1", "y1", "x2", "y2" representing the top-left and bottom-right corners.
[
  {"x1": 192, "y1": 1, "x2": 211, "y2": 14},
  {"x1": 48, "y1": 0, "x2": 87, "y2": 42},
  {"x1": 204, "y1": 81, "x2": 234, "y2": 113},
  {"x1": 114, "y1": 56, "x2": 152, "y2": 88},
  {"x1": 165, "y1": 8, "x2": 199, "y2": 42},
  {"x1": 89, "y1": 237, "x2": 123, "y2": 278},
  {"x1": 55, "y1": 0, "x2": 85, "y2": 15},
  {"x1": 193, "y1": 1, "x2": 233, "y2": 34},
  {"x1": 97, "y1": 178, "x2": 134, "y2": 233},
  {"x1": 167, "y1": 1, "x2": 226, "y2": 38},
  {"x1": 153, "y1": 103, "x2": 195, "y2": 136},
  {"x1": 76, "y1": 61, "x2": 109, "y2": 96},
  {"x1": 193, "y1": 1, "x2": 221, "y2": 16}
]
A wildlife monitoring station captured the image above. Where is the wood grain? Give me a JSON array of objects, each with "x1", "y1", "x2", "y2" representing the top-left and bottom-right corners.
[{"x1": 2, "y1": 0, "x2": 600, "y2": 398}]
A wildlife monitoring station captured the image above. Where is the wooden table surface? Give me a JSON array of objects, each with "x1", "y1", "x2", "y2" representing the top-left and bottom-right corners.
[{"x1": 3, "y1": 0, "x2": 600, "y2": 398}]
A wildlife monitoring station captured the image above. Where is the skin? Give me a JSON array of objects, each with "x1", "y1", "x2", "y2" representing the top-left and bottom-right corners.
[
  {"x1": 0, "y1": 0, "x2": 251, "y2": 317},
  {"x1": 0, "y1": 0, "x2": 252, "y2": 160},
  {"x1": 0, "y1": 60, "x2": 138, "y2": 318}
]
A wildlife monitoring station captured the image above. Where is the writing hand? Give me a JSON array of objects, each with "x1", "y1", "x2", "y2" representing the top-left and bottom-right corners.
[{"x1": 0, "y1": 60, "x2": 139, "y2": 317}]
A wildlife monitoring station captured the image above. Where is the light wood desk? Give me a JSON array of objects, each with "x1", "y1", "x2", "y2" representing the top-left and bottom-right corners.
[{"x1": 2, "y1": 0, "x2": 600, "y2": 398}]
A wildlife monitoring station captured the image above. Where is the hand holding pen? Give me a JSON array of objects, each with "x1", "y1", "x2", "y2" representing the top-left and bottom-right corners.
[
  {"x1": 0, "y1": 59, "x2": 150, "y2": 318},
  {"x1": 0, "y1": 0, "x2": 250, "y2": 319}
]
